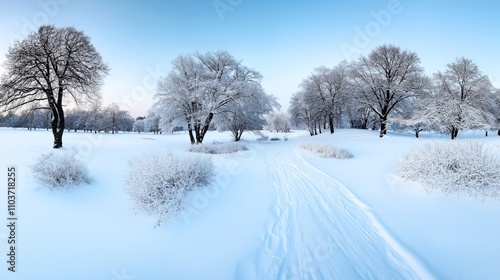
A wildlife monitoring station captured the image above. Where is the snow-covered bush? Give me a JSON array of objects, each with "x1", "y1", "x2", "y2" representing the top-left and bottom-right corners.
[
  {"x1": 125, "y1": 151, "x2": 215, "y2": 225},
  {"x1": 31, "y1": 152, "x2": 92, "y2": 190},
  {"x1": 187, "y1": 143, "x2": 248, "y2": 154},
  {"x1": 398, "y1": 141, "x2": 500, "y2": 198},
  {"x1": 299, "y1": 142, "x2": 353, "y2": 159}
]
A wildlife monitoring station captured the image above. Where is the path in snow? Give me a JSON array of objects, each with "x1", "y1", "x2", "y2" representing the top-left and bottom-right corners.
[{"x1": 238, "y1": 147, "x2": 433, "y2": 280}]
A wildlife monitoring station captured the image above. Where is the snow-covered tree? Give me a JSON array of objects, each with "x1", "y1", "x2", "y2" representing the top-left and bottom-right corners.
[
  {"x1": 155, "y1": 51, "x2": 264, "y2": 144},
  {"x1": 1, "y1": 111, "x2": 21, "y2": 128},
  {"x1": 350, "y1": 44, "x2": 428, "y2": 137},
  {"x1": 305, "y1": 62, "x2": 350, "y2": 134},
  {"x1": 343, "y1": 90, "x2": 377, "y2": 129},
  {"x1": 17, "y1": 103, "x2": 49, "y2": 130},
  {"x1": 102, "y1": 103, "x2": 134, "y2": 133},
  {"x1": 265, "y1": 111, "x2": 291, "y2": 133},
  {"x1": 133, "y1": 117, "x2": 145, "y2": 133},
  {"x1": 144, "y1": 110, "x2": 161, "y2": 134},
  {"x1": 0, "y1": 25, "x2": 109, "y2": 148},
  {"x1": 215, "y1": 83, "x2": 278, "y2": 141},
  {"x1": 85, "y1": 100, "x2": 105, "y2": 133},
  {"x1": 289, "y1": 89, "x2": 323, "y2": 135},
  {"x1": 425, "y1": 57, "x2": 495, "y2": 139}
]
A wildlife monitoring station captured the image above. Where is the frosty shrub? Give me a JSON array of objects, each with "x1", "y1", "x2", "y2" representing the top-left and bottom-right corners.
[
  {"x1": 31, "y1": 152, "x2": 92, "y2": 190},
  {"x1": 125, "y1": 151, "x2": 215, "y2": 225},
  {"x1": 299, "y1": 142, "x2": 353, "y2": 159},
  {"x1": 187, "y1": 143, "x2": 249, "y2": 154},
  {"x1": 398, "y1": 142, "x2": 500, "y2": 198}
]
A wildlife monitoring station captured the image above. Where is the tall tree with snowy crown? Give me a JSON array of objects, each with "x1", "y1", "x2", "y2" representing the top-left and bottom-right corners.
[
  {"x1": 350, "y1": 44, "x2": 428, "y2": 137},
  {"x1": 155, "y1": 50, "x2": 265, "y2": 144},
  {"x1": 0, "y1": 25, "x2": 109, "y2": 148},
  {"x1": 430, "y1": 57, "x2": 495, "y2": 139}
]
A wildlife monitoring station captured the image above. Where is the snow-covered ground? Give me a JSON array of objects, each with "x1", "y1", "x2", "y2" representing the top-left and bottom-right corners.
[{"x1": 0, "y1": 128, "x2": 499, "y2": 279}]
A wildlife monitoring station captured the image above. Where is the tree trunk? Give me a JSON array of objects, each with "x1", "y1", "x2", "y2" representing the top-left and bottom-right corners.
[
  {"x1": 328, "y1": 112, "x2": 335, "y2": 134},
  {"x1": 54, "y1": 104, "x2": 64, "y2": 148},
  {"x1": 485, "y1": 130, "x2": 488, "y2": 137},
  {"x1": 451, "y1": 127, "x2": 459, "y2": 140},
  {"x1": 48, "y1": 97, "x2": 62, "y2": 148},
  {"x1": 187, "y1": 121, "x2": 195, "y2": 145},
  {"x1": 415, "y1": 130, "x2": 419, "y2": 138},
  {"x1": 197, "y1": 112, "x2": 214, "y2": 144},
  {"x1": 498, "y1": 129, "x2": 500, "y2": 136},
  {"x1": 234, "y1": 130, "x2": 243, "y2": 141},
  {"x1": 379, "y1": 116, "x2": 388, "y2": 138}
]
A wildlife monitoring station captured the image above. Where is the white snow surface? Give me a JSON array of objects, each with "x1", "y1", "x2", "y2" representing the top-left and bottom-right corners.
[{"x1": 0, "y1": 128, "x2": 499, "y2": 279}]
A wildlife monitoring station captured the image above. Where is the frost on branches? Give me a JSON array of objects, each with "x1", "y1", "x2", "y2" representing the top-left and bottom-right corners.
[
  {"x1": 125, "y1": 151, "x2": 215, "y2": 226},
  {"x1": 154, "y1": 51, "x2": 273, "y2": 144},
  {"x1": 31, "y1": 152, "x2": 92, "y2": 190},
  {"x1": 398, "y1": 142, "x2": 500, "y2": 198}
]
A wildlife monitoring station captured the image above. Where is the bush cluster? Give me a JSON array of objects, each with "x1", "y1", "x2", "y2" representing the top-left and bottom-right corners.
[
  {"x1": 187, "y1": 143, "x2": 249, "y2": 154},
  {"x1": 31, "y1": 152, "x2": 92, "y2": 190},
  {"x1": 398, "y1": 141, "x2": 500, "y2": 198},
  {"x1": 125, "y1": 151, "x2": 215, "y2": 225},
  {"x1": 299, "y1": 142, "x2": 353, "y2": 159}
]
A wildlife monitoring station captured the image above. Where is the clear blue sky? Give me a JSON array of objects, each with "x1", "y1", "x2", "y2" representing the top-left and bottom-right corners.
[{"x1": 1, "y1": 0, "x2": 499, "y2": 117}]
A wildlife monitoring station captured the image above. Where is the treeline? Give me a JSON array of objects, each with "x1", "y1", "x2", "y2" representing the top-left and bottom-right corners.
[
  {"x1": 0, "y1": 102, "x2": 161, "y2": 134},
  {"x1": 289, "y1": 44, "x2": 500, "y2": 139}
]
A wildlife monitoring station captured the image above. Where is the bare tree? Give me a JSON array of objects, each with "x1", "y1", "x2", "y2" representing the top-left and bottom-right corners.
[
  {"x1": 0, "y1": 25, "x2": 109, "y2": 148},
  {"x1": 102, "y1": 103, "x2": 133, "y2": 134},
  {"x1": 350, "y1": 44, "x2": 428, "y2": 137},
  {"x1": 306, "y1": 62, "x2": 350, "y2": 134},
  {"x1": 289, "y1": 89, "x2": 323, "y2": 136},
  {"x1": 155, "y1": 51, "x2": 264, "y2": 144}
]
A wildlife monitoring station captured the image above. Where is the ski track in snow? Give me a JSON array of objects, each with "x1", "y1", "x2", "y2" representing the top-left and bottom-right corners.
[{"x1": 247, "y1": 148, "x2": 431, "y2": 280}]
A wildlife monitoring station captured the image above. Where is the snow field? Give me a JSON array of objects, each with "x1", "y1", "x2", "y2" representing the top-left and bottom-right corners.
[{"x1": 0, "y1": 128, "x2": 499, "y2": 279}]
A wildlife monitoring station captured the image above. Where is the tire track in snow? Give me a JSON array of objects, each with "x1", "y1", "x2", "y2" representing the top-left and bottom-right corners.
[{"x1": 252, "y1": 148, "x2": 433, "y2": 280}]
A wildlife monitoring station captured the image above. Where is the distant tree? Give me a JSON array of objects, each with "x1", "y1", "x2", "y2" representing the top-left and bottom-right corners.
[
  {"x1": 265, "y1": 111, "x2": 291, "y2": 133},
  {"x1": 144, "y1": 110, "x2": 161, "y2": 134},
  {"x1": 133, "y1": 117, "x2": 145, "y2": 133},
  {"x1": 155, "y1": 51, "x2": 265, "y2": 144},
  {"x1": 17, "y1": 103, "x2": 49, "y2": 130},
  {"x1": 427, "y1": 57, "x2": 495, "y2": 139},
  {"x1": 305, "y1": 62, "x2": 350, "y2": 134},
  {"x1": 350, "y1": 44, "x2": 428, "y2": 137},
  {"x1": 391, "y1": 96, "x2": 432, "y2": 138},
  {"x1": 215, "y1": 83, "x2": 278, "y2": 141},
  {"x1": 1, "y1": 111, "x2": 21, "y2": 128},
  {"x1": 0, "y1": 25, "x2": 109, "y2": 148},
  {"x1": 289, "y1": 88, "x2": 323, "y2": 135},
  {"x1": 85, "y1": 100, "x2": 104, "y2": 133},
  {"x1": 102, "y1": 103, "x2": 133, "y2": 133}
]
